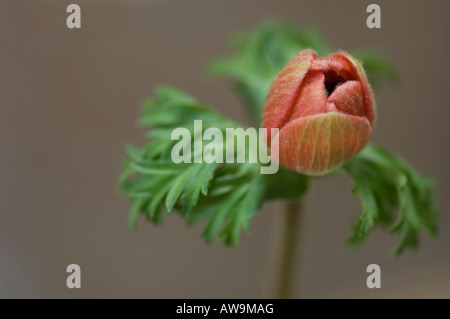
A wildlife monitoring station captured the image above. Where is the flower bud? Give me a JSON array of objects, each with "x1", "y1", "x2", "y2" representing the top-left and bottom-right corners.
[{"x1": 262, "y1": 50, "x2": 376, "y2": 176}]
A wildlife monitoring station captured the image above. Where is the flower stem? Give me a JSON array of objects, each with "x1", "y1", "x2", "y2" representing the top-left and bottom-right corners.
[{"x1": 262, "y1": 198, "x2": 306, "y2": 299}]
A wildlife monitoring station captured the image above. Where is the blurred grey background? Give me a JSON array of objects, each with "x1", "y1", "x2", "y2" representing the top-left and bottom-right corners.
[{"x1": 0, "y1": 0, "x2": 449, "y2": 298}]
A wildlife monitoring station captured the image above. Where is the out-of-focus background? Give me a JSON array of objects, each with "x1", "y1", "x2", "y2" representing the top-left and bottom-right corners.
[{"x1": 0, "y1": 0, "x2": 449, "y2": 298}]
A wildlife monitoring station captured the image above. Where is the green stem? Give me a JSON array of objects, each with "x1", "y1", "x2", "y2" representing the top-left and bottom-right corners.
[{"x1": 262, "y1": 198, "x2": 306, "y2": 298}]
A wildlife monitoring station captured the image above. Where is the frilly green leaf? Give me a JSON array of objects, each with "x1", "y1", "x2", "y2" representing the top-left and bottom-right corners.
[{"x1": 344, "y1": 145, "x2": 439, "y2": 255}]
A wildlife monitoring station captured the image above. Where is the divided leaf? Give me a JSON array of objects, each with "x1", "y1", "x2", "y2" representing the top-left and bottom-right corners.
[
  {"x1": 119, "y1": 87, "x2": 306, "y2": 245},
  {"x1": 344, "y1": 145, "x2": 439, "y2": 255}
]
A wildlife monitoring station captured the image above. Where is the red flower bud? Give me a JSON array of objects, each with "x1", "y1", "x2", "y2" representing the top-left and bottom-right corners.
[{"x1": 262, "y1": 50, "x2": 376, "y2": 175}]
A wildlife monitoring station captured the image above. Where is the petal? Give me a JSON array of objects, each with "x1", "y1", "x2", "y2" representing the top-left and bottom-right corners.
[
  {"x1": 332, "y1": 52, "x2": 376, "y2": 127},
  {"x1": 284, "y1": 72, "x2": 327, "y2": 122},
  {"x1": 262, "y1": 50, "x2": 316, "y2": 141},
  {"x1": 309, "y1": 55, "x2": 357, "y2": 81},
  {"x1": 271, "y1": 113, "x2": 372, "y2": 175},
  {"x1": 327, "y1": 80, "x2": 365, "y2": 117}
]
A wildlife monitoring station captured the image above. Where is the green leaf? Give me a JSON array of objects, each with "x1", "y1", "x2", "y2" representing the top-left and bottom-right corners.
[
  {"x1": 128, "y1": 196, "x2": 146, "y2": 230},
  {"x1": 203, "y1": 184, "x2": 249, "y2": 243},
  {"x1": 344, "y1": 144, "x2": 439, "y2": 255},
  {"x1": 118, "y1": 86, "x2": 300, "y2": 245},
  {"x1": 125, "y1": 145, "x2": 143, "y2": 161},
  {"x1": 165, "y1": 165, "x2": 197, "y2": 212},
  {"x1": 182, "y1": 163, "x2": 218, "y2": 212},
  {"x1": 146, "y1": 178, "x2": 173, "y2": 219},
  {"x1": 220, "y1": 176, "x2": 265, "y2": 246},
  {"x1": 131, "y1": 161, "x2": 187, "y2": 175}
]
